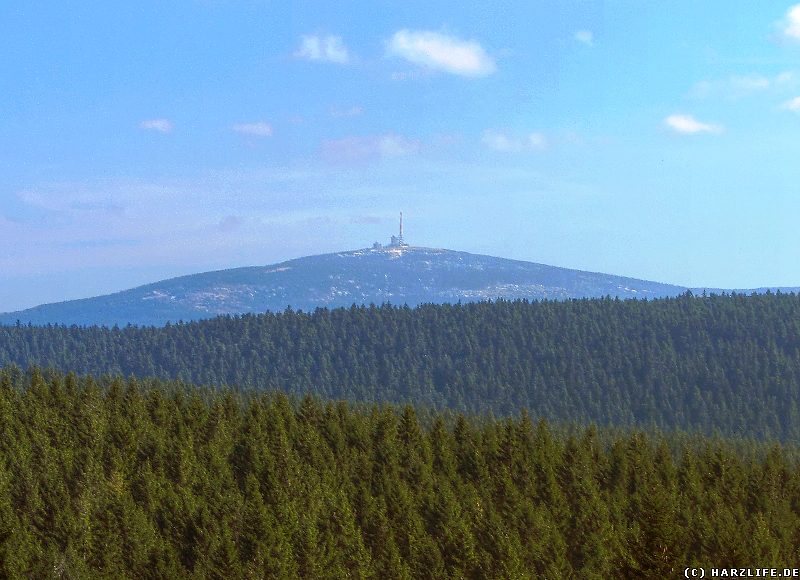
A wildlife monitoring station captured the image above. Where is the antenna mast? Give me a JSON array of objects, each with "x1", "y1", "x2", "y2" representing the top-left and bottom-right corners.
[{"x1": 389, "y1": 211, "x2": 408, "y2": 247}]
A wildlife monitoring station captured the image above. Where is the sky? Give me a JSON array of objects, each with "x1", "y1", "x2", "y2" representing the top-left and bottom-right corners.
[{"x1": 3, "y1": 1, "x2": 800, "y2": 311}]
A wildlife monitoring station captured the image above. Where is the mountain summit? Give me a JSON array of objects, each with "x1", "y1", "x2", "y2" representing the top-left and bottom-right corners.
[{"x1": 0, "y1": 244, "x2": 688, "y2": 327}]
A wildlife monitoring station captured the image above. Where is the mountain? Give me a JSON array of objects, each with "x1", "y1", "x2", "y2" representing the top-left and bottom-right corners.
[{"x1": 0, "y1": 245, "x2": 693, "y2": 327}]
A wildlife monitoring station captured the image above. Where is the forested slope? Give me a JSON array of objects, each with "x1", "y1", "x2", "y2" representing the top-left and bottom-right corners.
[
  {"x1": 2, "y1": 293, "x2": 800, "y2": 438},
  {"x1": 1, "y1": 368, "x2": 799, "y2": 578}
]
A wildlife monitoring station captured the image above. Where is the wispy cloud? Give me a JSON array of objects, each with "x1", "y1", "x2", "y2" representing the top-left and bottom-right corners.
[
  {"x1": 664, "y1": 114, "x2": 723, "y2": 135},
  {"x1": 727, "y1": 75, "x2": 770, "y2": 91},
  {"x1": 782, "y1": 96, "x2": 800, "y2": 111},
  {"x1": 139, "y1": 119, "x2": 173, "y2": 133},
  {"x1": 330, "y1": 106, "x2": 364, "y2": 118},
  {"x1": 574, "y1": 30, "x2": 594, "y2": 46},
  {"x1": 482, "y1": 130, "x2": 548, "y2": 152},
  {"x1": 294, "y1": 34, "x2": 349, "y2": 64},
  {"x1": 689, "y1": 72, "x2": 795, "y2": 99},
  {"x1": 528, "y1": 133, "x2": 548, "y2": 150},
  {"x1": 232, "y1": 121, "x2": 273, "y2": 137},
  {"x1": 482, "y1": 130, "x2": 519, "y2": 152},
  {"x1": 321, "y1": 133, "x2": 420, "y2": 163},
  {"x1": 387, "y1": 29, "x2": 495, "y2": 77},
  {"x1": 781, "y1": 4, "x2": 800, "y2": 40},
  {"x1": 390, "y1": 70, "x2": 427, "y2": 82}
]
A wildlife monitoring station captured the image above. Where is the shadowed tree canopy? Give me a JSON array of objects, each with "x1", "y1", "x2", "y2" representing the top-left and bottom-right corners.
[{"x1": 2, "y1": 293, "x2": 800, "y2": 439}]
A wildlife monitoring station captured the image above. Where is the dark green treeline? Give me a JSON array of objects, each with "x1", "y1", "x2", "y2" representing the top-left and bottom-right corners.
[
  {"x1": 1, "y1": 367, "x2": 800, "y2": 578},
  {"x1": 3, "y1": 293, "x2": 800, "y2": 438}
]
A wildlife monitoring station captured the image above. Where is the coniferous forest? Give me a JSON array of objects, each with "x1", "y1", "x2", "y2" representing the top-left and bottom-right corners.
[
  {"x1": 4, "y1": 293, "x2": 800, "y2": 576},
  {"x1": 2, "y1": 367, "x2": 800, "y2": 578},
  {"x1": 2, "y1": 292, "x2": 800, "y2": 438}
]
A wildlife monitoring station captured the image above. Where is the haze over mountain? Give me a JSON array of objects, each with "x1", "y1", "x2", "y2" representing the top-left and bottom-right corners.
[
  {"x1": 1, "y1": 240, "x2": 697, "y2": 327},
  {"x1": 5, "y1": 232, "x2": 800, "y2": 328}
]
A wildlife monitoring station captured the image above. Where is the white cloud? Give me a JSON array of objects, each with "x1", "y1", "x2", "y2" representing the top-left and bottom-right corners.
[
  {"x1": 390, "y1": 70, "x2": 427, "y2": 81},
  {"x1": 330, "y1": 106, "x2": 364, "y2": 118},
  {"x1": 482, "y1": 130, "x2": 520, "y2": 152},
  {"x1": 139, "y1": 119, "x2": 173, "y2": 133},
  {"x1": 782, "y1": 4, "x2": 800, "y2": 40},
  {"x1": 321, "y1": 133, "x2": 420, "y2": 163},
  {"x1": 482, "y1": 130, "x2": 548, "y2": 152},
  {"x1": 294, "y1": 35, "x2": 349, "y2": 64},
  {"x1": 387, "y1": 29, "x2": 495, "y2": 77},
  {"x1": 782, "y1": 96, "x2": 800, "y2": 110},
  {"x1": 528, "y1": 132, "x2": 548, "y2": 150},
  {"x1": 378, "y1": 134, "x2": 419, "y2": 157},
  {"x1": 730, "y1": 75, "x2": 771, "y2": 91},
  {"x1": 232, "y1": 121, "x2": 273, "y2": 137},
  {"x1": 664, "y1": 114, "x2": 723, "y2": 135},
  {"x1": 689, "y1": 73, "x2": 786, "y2": 99},
  {"x1": 574, "y1": 30, "x2": 594, "y2": 46}
]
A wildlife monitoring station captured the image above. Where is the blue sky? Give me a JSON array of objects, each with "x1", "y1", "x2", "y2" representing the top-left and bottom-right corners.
[{"x1": 3, "y1": 1, "x2": 800, "y2": 311}]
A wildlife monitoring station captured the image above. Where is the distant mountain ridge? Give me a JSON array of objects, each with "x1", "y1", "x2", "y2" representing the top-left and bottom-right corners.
[{"x1": 0, "y1": 245, "x2": 795, "y2": 327}]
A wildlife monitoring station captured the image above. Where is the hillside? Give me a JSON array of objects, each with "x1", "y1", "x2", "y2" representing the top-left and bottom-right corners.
[
  {"x1": 0, "y1": 246, "x2": 687, "y2": 327},
  {"x1": 3, "y1": 293, "x2": 800, "y2": 439}
]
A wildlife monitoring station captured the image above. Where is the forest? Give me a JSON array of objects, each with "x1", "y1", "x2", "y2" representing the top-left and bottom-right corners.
[
  {"x1": 2, "y1": 292, "x2": 800, "y2": 439},
  {"x1": 2, "y1": 367, "x2": 800, "y2": 578}
]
